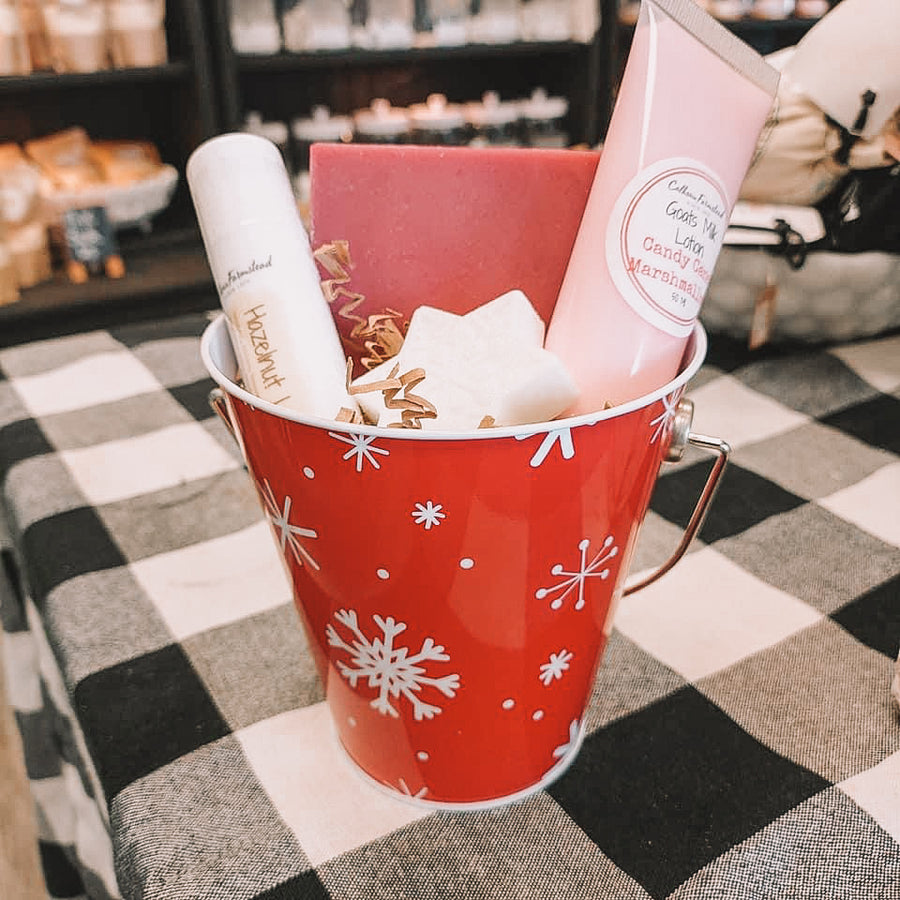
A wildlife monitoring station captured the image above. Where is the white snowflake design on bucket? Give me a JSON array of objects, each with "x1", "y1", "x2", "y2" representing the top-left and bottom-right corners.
[
  {"x1": 328, "y1": 431, "x2": 390, "y2": 472},
  {"x1": 259, "y1": 480, "x2": 320, "y2": 570},
  {"x1": 326, "y1": 610, "x2": 461, "y2": 721},
  {"x1": 398, "y1": 778, "x2": 428, "y2": 799},
  {"x1": 553, "y1": 719, "x2": 581, "y2": 759},
  {"x1": 539, "y1": 649, "x2": 573, "y2": 685},
  {"x1": 516, "y1": 426, "x2": 576, "y2": 468},
  {"x1": 411, "y1": 500, "x2": 445, "y2": 530},
  {"x1": 649, "y1": 387, "x2": 685, "y2": 444},
  {"x1": 535, "y1": 536, "x2": 618, "y2": 610},
  {"x1": 516, "y1": 414, "x2": 603, "y2": 468}
]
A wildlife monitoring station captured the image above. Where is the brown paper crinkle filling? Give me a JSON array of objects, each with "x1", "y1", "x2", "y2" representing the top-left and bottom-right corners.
[
  {"x1": 346, "y1": 359, "x2": 438, "y2": 429},
  {"x1": 314, "y1": 240, "x2": 408, "y2": 370},
  {"x1": 316, "y1": 240, "x2": 506, "y2": 429}
]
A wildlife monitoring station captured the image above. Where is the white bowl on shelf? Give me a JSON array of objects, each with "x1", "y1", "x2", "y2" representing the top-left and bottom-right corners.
[{"x1": 43, "y1": 164, "x2": 179, "y2": 232}]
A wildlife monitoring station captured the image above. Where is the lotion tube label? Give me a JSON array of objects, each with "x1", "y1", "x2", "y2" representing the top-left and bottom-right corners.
[
  {"x1": 606, "y1": 156, "x2": 729, "y2": 338},
  {"x1": 545, "y1": 0, "x2": 778, "y2": 410},
  {"x1": 212, "y1": 225, "x2": 351, "y2": 418},
  {"x1": 226, "y1": 286, "x2": 294, "y2": 408}
]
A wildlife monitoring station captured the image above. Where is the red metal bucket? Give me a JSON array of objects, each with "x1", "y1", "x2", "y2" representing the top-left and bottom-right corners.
[{"x1": 201, "y1": 315, "x2": 728, "y2": 808}]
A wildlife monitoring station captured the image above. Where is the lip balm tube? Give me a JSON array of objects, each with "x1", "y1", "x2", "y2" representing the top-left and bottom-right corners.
[
  {"x1": 545, "y1": 0, "x2": 779, "y2": 411},
  {"x1": 187, "y1": 133, "x2": 356, "y2": 420}
]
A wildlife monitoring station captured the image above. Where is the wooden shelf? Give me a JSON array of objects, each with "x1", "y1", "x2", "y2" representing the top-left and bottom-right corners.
[{"x1": 0, "y1": 228, "x2": 216, "y2": 347}]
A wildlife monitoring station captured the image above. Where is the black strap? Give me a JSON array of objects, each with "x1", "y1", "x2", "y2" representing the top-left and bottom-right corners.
[
  {"x1": 833, "y1": 89, "x2": 878, "y2": 166},
  {"x1": 726, "y1": 219, "x2": 809, "y2": 270}
]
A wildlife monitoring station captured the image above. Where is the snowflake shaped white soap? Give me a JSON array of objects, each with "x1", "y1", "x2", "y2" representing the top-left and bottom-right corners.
[
  {"x1": 326, "y1": 609, "x2": 460, "y2": 721},
  {"x1": 351, "y1": 290, "x2": 579, "y2": 431}
]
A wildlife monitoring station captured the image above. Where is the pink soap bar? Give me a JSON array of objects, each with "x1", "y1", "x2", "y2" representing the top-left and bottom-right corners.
[{"x1": 309, "y1": 143, "x2": 599, "y2": 365}]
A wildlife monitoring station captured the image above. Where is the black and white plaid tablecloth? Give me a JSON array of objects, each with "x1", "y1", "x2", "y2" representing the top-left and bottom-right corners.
[{"x1": 1, "y1": 311, "x2": 898, "y2": 900}]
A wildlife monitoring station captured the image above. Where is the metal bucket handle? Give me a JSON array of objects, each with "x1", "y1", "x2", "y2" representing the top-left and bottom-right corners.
[
  {"x1": 209, "y1": 387, "x2": 235, "y2": 437},
  {"x1": 625, "y1": 398, "x2": 730, "y2": 595},
  {"x1": 209, "y1": 389, "x2": 729, "y2": 596}
]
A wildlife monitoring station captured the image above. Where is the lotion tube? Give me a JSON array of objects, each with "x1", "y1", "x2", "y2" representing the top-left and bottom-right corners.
[
  {"x1": 545, "y1": 0, "x2": 779, "y2": 411},
  {"x1": 187, "y1": 133, "x2": 355, "y2": 420}
]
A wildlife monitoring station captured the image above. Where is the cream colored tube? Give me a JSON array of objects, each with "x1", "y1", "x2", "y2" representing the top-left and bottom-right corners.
[
  {"x1": 546, "y1": 0, "x2": 779, "y2": 411},
  {"x1": 188, "y1": 133, "x2": 356, "y2": 420}
]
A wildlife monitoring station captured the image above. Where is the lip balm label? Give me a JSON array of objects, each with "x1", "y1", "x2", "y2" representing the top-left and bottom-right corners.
[{"x1": 606, "y1": 157, "x2": 729, "y2": 337}]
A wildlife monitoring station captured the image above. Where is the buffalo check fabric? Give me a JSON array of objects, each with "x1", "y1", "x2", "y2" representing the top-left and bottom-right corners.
[{"x1": 1, "y1": 311, "x2": 898, "y2": 900}]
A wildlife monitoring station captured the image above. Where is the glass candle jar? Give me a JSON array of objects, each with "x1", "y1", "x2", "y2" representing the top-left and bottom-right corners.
[
  {"x1": 408, "y1": 93, "x2": 468, "y2": 144},
  {"x1": 518, "y1": 87, "x2": 569, "y2": 147},
  {"x1": 291, "y1": 104, "x2": 353, "y2": 206},
  {"x1": 464, "y1": 90, "x2": 521, "y2": 146},
  {"x1": 353, "y1": 98, "x2": 411, "y2": 143}
]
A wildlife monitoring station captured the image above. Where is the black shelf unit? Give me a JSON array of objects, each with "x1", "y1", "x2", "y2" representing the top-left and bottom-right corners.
[
  {"x1": 0, "y1": 0, "x2": 220, "y2": 339},
  {"x1": 609, "y1": 10, "x2": 830, "y2": 118},
  {"x1": 0, "y1": 1, "x2": 840, "y2": 345},
  {"x1": 0, "y1": 227, "x2": 216, "y2": 346},
  {"x1": 0, "y1": 61, "x2": 192, "y2": 92},
  {"x1": 208, "y1": 0, "x2": 619, "y2": 147},
  {"x1": 615, "y1": 10, "x2": 828, "y2": 66},
  {"x1": 708, "y1": 13, "x2": 826, "y2": 52}
]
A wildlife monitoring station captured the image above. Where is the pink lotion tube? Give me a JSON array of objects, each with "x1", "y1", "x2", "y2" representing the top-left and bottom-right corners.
[{"x1": 545, "y1": 0, "x2": 779, "y2": 411}]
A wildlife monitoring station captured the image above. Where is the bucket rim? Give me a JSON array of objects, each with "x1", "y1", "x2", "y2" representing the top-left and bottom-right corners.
[{"x1": 200, "y1": 313, "x2": 708, "y2": 442}]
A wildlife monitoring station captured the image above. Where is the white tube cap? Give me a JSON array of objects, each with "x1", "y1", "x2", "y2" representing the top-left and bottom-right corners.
[{"x1": 187, "y1": 132, "x2": 301, "y2": 249}]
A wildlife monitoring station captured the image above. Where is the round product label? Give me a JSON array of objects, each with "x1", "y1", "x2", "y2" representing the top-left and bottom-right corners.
[{"x1": 606, "y1": 157, "x2": 730, "y2": 338}]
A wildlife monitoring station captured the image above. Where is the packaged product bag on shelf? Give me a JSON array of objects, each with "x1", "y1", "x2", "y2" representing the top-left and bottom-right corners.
[
  {"x1": 0, "y1": 230, "x2": 20, "y2": 304},
  {"x1": 520, "y1": 0, "x2": 571, "y2": 42},
  {"x1": 569, "y1": 0, "x2": 598, "y2": 43},
  {"x1": 108, "y1": 0, "x2": 167, "y2": 67},
  {"x1": 89, "y1": 139, "x2": 164, "y2": 184},
  {"x1": 0, "y1": 0, "x2": 32, "y2": 74},
  {"x1": 42, "y1": 0, "x2": 109, "y2": 72},
  {"x1": 468, "y1": 0, "x2": 520, "y2": 43},
  {"x1": 0, "y1": 143, "x2": 52, "y2": 289},
  {"x1": 24, "y1": 127, "x2": 104, "y2": 191},
  {"x1": 6, "y1": 219, "x2": 52, "y2": 286},
  {"x1": 360, "y1": 0, "x2": 414, "y2": 48},
  {"x1": 427, "y1": 0, "x2": 470, "y2": 46},
  {"x1": 281, "y1": 0, "x2": 351, "y2": 50},
  {"x1": 25, "y1": 129, "x2": 178, "y2": 231},
  {"x1": 19, "y1": 0, "x2": 51, "y2": 68},
  {"x1": 230, "y1": 0, "x2": 281, "y2": 53}
]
